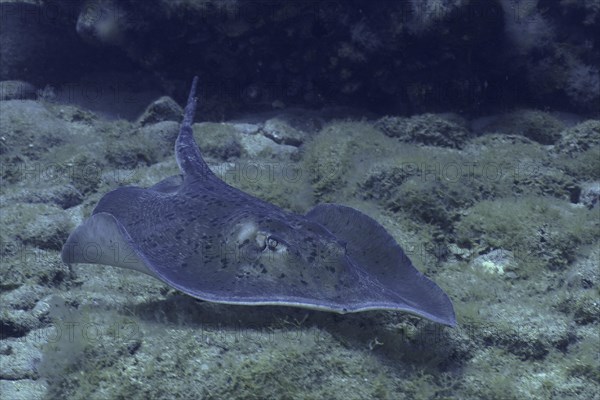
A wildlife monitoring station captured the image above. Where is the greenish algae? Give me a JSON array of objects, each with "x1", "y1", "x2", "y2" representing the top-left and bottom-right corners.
[{"x1": 1, "y1": 100, "x2": 598, "y2": 399}]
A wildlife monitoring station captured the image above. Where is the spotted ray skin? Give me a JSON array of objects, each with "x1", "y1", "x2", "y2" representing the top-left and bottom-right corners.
[{"x1": 61, "y1": 77, "x2": 456, "y2": 326}]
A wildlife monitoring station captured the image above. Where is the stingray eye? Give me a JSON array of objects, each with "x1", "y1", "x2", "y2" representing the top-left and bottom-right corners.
[{"x1": 266, "y1": 236, "x2": 279, "y2": 250}]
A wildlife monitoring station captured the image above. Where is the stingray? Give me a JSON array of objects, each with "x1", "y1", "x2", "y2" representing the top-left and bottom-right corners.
[{"x1": 61, "y1": 77, "x2": 456, "y2": 326}]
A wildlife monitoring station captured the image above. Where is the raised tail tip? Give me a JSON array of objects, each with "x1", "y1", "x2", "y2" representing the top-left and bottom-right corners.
[{"x1": 183, "y1": 76, "x2": 199, "y2": 126}]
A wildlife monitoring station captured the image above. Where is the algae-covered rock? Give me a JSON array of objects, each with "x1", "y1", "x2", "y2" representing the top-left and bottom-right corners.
[
  {"x1": 466, "y1": 133, "x2": 581, "y2": 200},
  {"x1": 0, "y1": 335, "x2": 43, "y2": 379},
  {"x1": 358, "y1": 161, "x2": 414, "y2": 202},
  {"x1": 192, "y1": 122, "x2": 243, "y2": 160},
  {"x1": 47, "y1": 103, "x2": 98, "y2": 124},
  {"x1": 0, "y1": 247, "x2": 74, "y2": 292},
  {"x1": 358, "y1": 144, "x2": 510, "y2": 230},
  {"x1": 0, "y1": 100, "x2": 72, "y2": 158},
  {"x1": 217, "y1": 160, "x2": 312, "y2": 213},
  {"x1": 510, "y1": 164, "x2": 578, "y2": 201},
  {"x1": 1, "y1": 184, "x2": 83, "y2": 210},
  {"x1": 263, "y1": 108, "x2": 326, "y2": 135},
  {"x1": 389, "y1": 178, "x2": 463, "y2": 229},
  {"x1": 479, "y1": 309, "x2": 572, "y2": 360},
  {"x1": 0, "y1": 286, "x2": 57, "y2": 339},
  {"x1": 304, "y1": 125, "x2": 361, "y2": 200},
  {"x1": 262, "y1": 117, "x2": 308, "y2": 146},
  {"x1": 375, "y1": 113, "x2": 470, "y2": 148},
  {"x1": 105, "y1": 126, "x2": 163, "y2": 168},
  {"x1": 570, "y1": 292, "x2": 600, "y2": 325},
  {"x1": 137, "y1": 96, "x2": 183, "y2": 126},
  {"x1": 554, "y1": 119, "x2": 600, "y2": 156},
  {"x1": 0, "y1": 308, "x2": 41, "y2": 339},
  {"x1": 555, "y1": 148, "x2": 600, "y2": 183},
  {"x1": 557, "y1": 247, "x2": 600, "y2": 325},
  {"x1": 304, "y1": 121, "x2": 396, "y2": 201},
  {"x1": 0, "y1": 379, "x2": 47, "y2": 400},
  {"x1": 61, "y1": 152, "x2": 106, "y2": 197},
  {"x1": 564, "y1": 334, "x2": 600, "y2": 386},
  {"x1": 2, "y1": 203, "x2": 71, "y2": 251},
  {"x1": 38, "y1": 297, "x2": 401, "y2": 400},
  {"x1": 455, "y1": 196, "x2": 599, "y2": 273},
  {"x1": 3, "y1": 74, "x2": 598, "y2": 400},
  {"x1": 479, "y1": 109, "x2": 565, "y2": 144},
  {"x1": 139, "y1": 120, "x2": 180, "y2": 145},
  {"x1": 238, "y1": 134, "x2": 298, "y2": 159},
  {"x1": 565, "y1": 246, "x2": 600, "y2": 290}
]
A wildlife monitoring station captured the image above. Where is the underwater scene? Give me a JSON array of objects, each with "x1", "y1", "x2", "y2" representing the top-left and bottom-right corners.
[{"x1": 0, "y1": 1, "x2": 599, "y2": 399}]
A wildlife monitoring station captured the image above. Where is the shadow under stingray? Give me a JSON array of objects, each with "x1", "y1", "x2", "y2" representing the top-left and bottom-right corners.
[{"x1": 128, "y1": 293, "x2": 461, "y2": 371}]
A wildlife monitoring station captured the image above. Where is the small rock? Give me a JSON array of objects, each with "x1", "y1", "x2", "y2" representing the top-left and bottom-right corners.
[
  {"x1": 230, "y1": 123, "x2": 261, "y2": 136},
  {"x1": 447, "y1": 243, "x2": 473, "y2": 260},
  {"x1": 470, "y1": 249, "x2": 518, "y2": 277},
  {"x1": 579, "y1": 181, "x2": 600, "y2": 209},
  {"x1": 262, "y1": 117, "x2": 307, "y2": 146},
  {"x1": 239, "y1": 134, "x2": 297, "y2": 158}
]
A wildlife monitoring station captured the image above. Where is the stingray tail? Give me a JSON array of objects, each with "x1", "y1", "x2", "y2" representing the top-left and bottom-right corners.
[{"x1": 175, "y1": 76, "x2": 215, "y2": 178}]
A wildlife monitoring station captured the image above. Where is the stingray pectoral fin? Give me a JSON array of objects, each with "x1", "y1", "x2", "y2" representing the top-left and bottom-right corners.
[
  {"x1": 61, "y1": 212, "x2": 156, "y2": 277},
  {"x1": 149, "y1": 174, "x2": 184, "y2": 193},
  {"x1": 306, "y1": 204, "x2": 456, "y2": 327}
]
